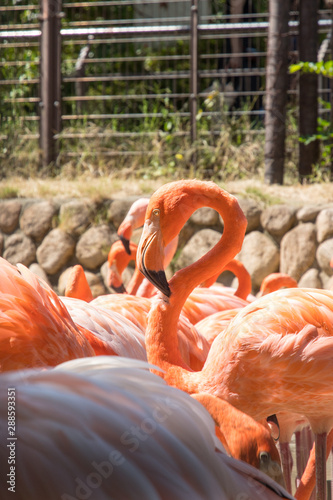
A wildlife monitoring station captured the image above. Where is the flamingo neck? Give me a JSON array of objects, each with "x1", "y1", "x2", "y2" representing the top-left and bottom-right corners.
[
  {"x1": 260, "y1": 273, "x2": 298, "y2": 295},
  {"x1": 126, "y1": 268, "x2": 145, "y2": 295},
  {"x1": 145, "y1": 183, "x2": 247, "y2": 390},
  {"x1": 224, "y1": 259, "x2": 252, "y2": 300},
  {"x1": 135, "y1": 278, "x2": 156, "y2": 298},
  {"x1": 168, "y1": 189, "x2": 247, "y2": 315},
  {"x1": 202, "y1": 259, "x2": 252, "y2": 300}
]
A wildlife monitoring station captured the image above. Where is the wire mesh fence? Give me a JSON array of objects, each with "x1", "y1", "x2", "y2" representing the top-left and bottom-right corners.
[{"x1": 0, "y1": 1, "x2": 332, "y2": 172}]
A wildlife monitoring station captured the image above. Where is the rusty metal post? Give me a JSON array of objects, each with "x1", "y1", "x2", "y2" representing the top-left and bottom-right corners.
[
  {"x1": 39, "y1": 0, "x2": 62, "y2": 169},
  {"x1": 190, "y1": 0, "x2": 198, "y2": 167}
]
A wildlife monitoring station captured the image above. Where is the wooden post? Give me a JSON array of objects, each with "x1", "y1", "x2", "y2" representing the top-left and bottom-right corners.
[
  {"x1": 190, "y1": 0, "x2": 198, "y2": 167},
  {"x1": 299, "y1": 0, "x2": 319, "y2": 181},
  {"x1": 39, "y1": 0, "x2": 62, "y2": 170},
  {"x1": 264, "y1": 0, "x2": 290, "y2": 185}
]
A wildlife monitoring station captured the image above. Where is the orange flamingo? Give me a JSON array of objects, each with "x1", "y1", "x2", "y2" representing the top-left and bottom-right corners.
[
  {"x1": 115, "y1": 194, "x2": 252, "y2": 325},
  {"x1": 0, "y1": 356, "x2": 294, "y2": 500},
  {"x1": 65, "y1": 269, "x2": 210, "y2": 371},
  {"x1": 201, "y1": 258, "x2": 253, "y2": 300},
  {"x1": 195, "y1": 308, "x2": 241, "y2": 345},
  {"x1": 117, "y1": 196, "x2": 150, "y2": 254},
  {"x1": 259, "y1": 273, "x2": 298, "y2": 296},
  {"x1": 137, "y1": 179, "x2": 333, "y2": 500},
  {"x1": 107, "y1": 240, "x2": 145, "y2": 294},
  {"x1": 191, "y1": 392, "x2": 286, "y2": 486},
  {"x1": 61, "y1": 296, "x2": 147, "y2": 360},
  {"x1": 0, "y1": 257, "x2": 94, "y2": 372},
  {"x1": 92, "y1": 293, "x2": 210, "y2": 371},
  {"x1": 116, "y1": 195, "x2": 252, "y2": 311},
  {"x1": 107, "y1": 237, "x2": 178, "y2": 297}
]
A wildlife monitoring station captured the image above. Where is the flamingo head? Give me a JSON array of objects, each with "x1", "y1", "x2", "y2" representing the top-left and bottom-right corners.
[
  {"x1": 107, "y1": 240, "x2": 137, "y2": 293},
  {"x1": 137, "y1": 207, "x2": 171, "y2": 298},
  {"x1": 117, "y1": 198, "x2": 150, "y2": 255}
]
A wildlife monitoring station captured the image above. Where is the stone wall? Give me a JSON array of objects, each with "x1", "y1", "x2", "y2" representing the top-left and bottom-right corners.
[{"x1": 1, "y1": 195, "x2": 333, "y2": 296}]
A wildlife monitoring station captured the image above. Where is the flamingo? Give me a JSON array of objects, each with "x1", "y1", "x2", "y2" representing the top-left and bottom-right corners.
[
  {"x1": 107, "y1": 239, "x2": 144, "y2": 294},
  {"x1": 114, "y1": 192, "x2": 252, "y2": 326},
  {"x1": 200, "y1": 258, "x2": 253, "y2": 300},
  {"x1": 0, "y1": 257, "x2": 94, "y2": 372},
  {"x1": 61, "y1": 296, "x2": 147, "y2": 360},
  {"x1": 107, "y1": 237, "x2": 178, "y2": 297},
  {"x1": 63, "y1": 269, "x2": 285, "y2": 480},
  {"x1": 191, "y1": 392, "x2": 286, "y2": 486},
  {"x1": 64, "y1": 262, "x2": 210, "y2": 371},
  {"x1": 137, "y1": 179, "x2": 333, "y2": 500},
  {"x1": 195, "y1": 308, "x2": 241, "y2": 345},
  {"x1": 65, "y1": 264, "x2": 94, "y2": 301},
  {"x1": 0, "y1": 356, "x2": 295, "y2": 500},
  {"x1": 109, "y1": 235, "x2": 250, "y2": 324},
  {"x1": 259, "y1": 273, "x2": 298, "y2": 296},
  {"x1": 116, "y1": 194, "x2": 251, "y2": 313},
  {"x1": 117, "y1": 196, "x2": 150, "y2": 254}
]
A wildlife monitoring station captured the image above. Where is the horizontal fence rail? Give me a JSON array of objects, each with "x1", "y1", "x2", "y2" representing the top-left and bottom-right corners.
[{"x1": 1, "y1": 1, "x2": 333, "y2": 169}]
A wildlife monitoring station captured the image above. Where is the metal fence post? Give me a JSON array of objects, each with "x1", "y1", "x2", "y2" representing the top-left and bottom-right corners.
[
  {"x1": 190, "y1": 0, "x2": 198, "y2": 167},
  {"x1": 39, "y1": 0, "x2": 62, "y2": 169}
]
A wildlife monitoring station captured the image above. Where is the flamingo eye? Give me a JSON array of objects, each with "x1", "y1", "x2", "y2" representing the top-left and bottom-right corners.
[{"x1": 152, "y1": 209, "x2": 160, "y2": 216}]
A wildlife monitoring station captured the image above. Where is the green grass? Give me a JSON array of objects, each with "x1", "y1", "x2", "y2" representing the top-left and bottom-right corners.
[
  {"x1": 244, "y1": 186, "x2": 283, "y2": 205},
  {"x1": 0, "y1": 186, "x2": 19, "y2": 199}
]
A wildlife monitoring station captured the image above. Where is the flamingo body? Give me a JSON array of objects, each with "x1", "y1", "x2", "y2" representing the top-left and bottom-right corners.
[
  {"x1": 0, "y1": 258, "x2": 94, "y2": 371},
  {"x1": 61, "y1": 296, "x2": 147, "y2": 360},
  {"x1": 91, "y1": 293, "x2": 210, "y2": 370},
  {"x1": 137, "y1": 180, "x2": 333, "y2": 499},
  {"x1": 0, "y1": 356, "x2": 294, "y2": 500}
]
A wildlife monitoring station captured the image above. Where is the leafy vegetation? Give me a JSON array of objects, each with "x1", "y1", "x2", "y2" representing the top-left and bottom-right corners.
[
  {"x1": 289, "y1": 60, "x2": 333, "y2": 180},
  {"x1": 0, "y1": 1, "x2": 329, "y2": 186}
]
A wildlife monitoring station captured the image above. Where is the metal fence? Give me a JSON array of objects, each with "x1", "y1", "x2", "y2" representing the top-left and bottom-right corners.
[{"x1": 1, "y1": 1, "x2": 332, "y2": 169}]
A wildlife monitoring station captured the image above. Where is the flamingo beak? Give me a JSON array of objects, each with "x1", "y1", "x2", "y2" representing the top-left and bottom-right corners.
[
  {"x1": 108, "y1": 263, "x2": 127, "y2": 294},
  {"x1": 118, "y1": 235, "x2": 131, "y2": 255},
  {"x1": 137, "y1": 218, "x2": 171, "y2": 298},
  {"x1": 117, "y1": 219, "x2": 134, "y2": 255},
  {"x1": 112, "y1": 283, "x2": 127, "y2": 294}
]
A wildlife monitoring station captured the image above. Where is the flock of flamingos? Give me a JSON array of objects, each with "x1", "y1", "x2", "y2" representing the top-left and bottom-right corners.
[{"x1": 1, "y1": 179, "x2": 333, "y2": 500}]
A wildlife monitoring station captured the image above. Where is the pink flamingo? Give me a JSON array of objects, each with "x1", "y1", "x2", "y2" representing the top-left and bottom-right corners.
[
  {"x1": 0, "y1": 257, "x2": 94, "y2": 372},
  {"x1": 117, "y1": 197, "x2": 150, "y2": 254},
  {"x1": 0, "y1": 356, "x2": 294, "y2": 500},
  {"x1": 259, "y1": 273, "x2": 298, "y2": 296},
  {"x1": 137, "y1": 179, "x2": 333, "y2": 500}
]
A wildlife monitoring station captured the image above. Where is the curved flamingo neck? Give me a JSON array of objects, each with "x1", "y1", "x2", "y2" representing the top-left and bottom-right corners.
[
  {"x1": 108, "y1": 241, "x2": 137, "y2": 271},
  {"x1": 145, "y1": 183, "x2": 247, "y2": 387},
  {"x1": 202, "y1": 259, "x2": 252, "y2": 300},
  {"x1": 260, "y1": 273, "x2": 298, "y2": 295},
  {"x1": 168, "y1": 187, "x2": 247, "y2": 313},
  {"x1": 224, "y1": 259, "x2": 252, "y2": 299}
]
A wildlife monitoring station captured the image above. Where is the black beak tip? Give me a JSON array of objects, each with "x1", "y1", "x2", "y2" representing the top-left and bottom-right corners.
[
  {"x1": 147, "y1": 270, "x2": 171, "y2": 297},
  {"x1": 119, "y1": 236, "x2": 131, "y2": 255},
  {"x1": 112, "y1": 284, "x2": 127, "y2": 294}
]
